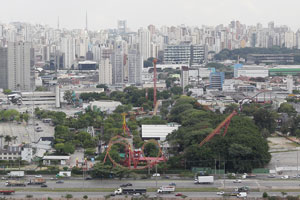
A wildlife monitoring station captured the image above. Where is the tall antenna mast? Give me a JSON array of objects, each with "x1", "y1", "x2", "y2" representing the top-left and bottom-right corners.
[{"x1": 85, "y1": 11, "x2": 88, "y2": 31}]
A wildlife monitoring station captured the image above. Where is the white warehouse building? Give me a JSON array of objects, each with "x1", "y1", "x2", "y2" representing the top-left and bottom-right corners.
[
  {"x1": 237, "y1": 66, "x2": 269, "y2": 78},
  {"x1": 141, "y1": 123, "x2": 180, "y2": 141}
]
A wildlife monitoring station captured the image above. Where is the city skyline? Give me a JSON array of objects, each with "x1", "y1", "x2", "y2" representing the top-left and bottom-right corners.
[{"x1": 1, "y1": 0, "x2": 300, "y2": 31}]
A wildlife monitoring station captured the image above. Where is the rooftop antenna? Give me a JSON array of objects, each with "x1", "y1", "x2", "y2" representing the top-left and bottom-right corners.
[{"x1": 85, "y1": 11, "x2": 88, "y2": 31}]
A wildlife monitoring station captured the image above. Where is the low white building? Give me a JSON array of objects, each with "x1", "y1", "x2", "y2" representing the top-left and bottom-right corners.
[
  {"x1": 43, "y1": 155, "x2": 70, "y2": 165},
  {"x1": 85, "y1": 100, "x2": 122, "y2": 114},
  {"x1": 189, "y1": 88, "x2": 204, "y2": 97},
  {"x1": 142, "y1": 123, "x2": 180, "y2": 141},
  {"x1": 237, "y1": 66, "x2": 269, "y2": 78},
  {"x1": 143, "y1": 82, "x2": 166, "y2": 91}
]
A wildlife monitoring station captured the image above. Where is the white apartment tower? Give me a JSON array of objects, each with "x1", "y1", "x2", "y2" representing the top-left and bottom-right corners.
[
  {"x1": 181, "y1": 66, "x2": 189, "y2": 92},
  {"x1": 7, "y1": 42, "x2": 31, "y2": 91},
  {"x1": 61, "y1": 36, "x2": 76, "y2": 69},
  {"x1": 111, "y1": 49, "x2": 124, "y2": 85},
  {"x1": 128, "y1": 49, "x2": 143, "y2": 85},
  {"x1": 99, "y1": 58, "x2": 112, "y2": 85},
  {"x1": 138, "y1": 28, "x2": 151, "y2": 60}
]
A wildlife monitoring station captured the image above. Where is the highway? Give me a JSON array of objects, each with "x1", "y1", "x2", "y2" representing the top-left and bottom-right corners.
[
  {"x1": 2, "y1": 178, "x2": 300, "y2": 190},
  {"x1": 4, "y1": 191, "x2": 300, "y2": 199}
]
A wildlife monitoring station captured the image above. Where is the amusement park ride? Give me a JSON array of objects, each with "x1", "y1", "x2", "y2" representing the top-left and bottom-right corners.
[
  {"x1": 103, "y1": 59, "x2": 274, "y2": 170},
  {"x1": 103, "y1": 113, "x2": 166, "y2": 170}
]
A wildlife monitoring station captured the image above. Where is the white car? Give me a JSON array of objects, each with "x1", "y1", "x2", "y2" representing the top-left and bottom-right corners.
[
  {"x1": 153, "y1": 173, "x2": 160, "y2": 177},
  {"x1": 217, "y1": 191, "x2": 225, "y2": 195},
  {"x1": 281, "y1": 175, "x2": 289, "y2": 179},
  {"x1": 233, "y1": 179, "x2": 242, "y2": 183},
  {"x1": 35, "y1": 175, "x2": 42, "y2": 178}
]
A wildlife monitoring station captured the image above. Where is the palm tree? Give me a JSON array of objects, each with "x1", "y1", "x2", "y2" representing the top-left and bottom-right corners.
[
  {"x1": 4, "y1": 135, "x2": 12, "y2": 146},
  {"x1": 12, "y1": 136, "x2": 18, "y2": 145},
  {"x1": 0, "y1": 135, "x2": 4, "y2": 148}
]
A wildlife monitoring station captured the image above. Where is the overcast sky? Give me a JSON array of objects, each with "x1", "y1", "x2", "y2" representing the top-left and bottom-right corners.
[{"x1": 1, "y1": 0, "x2": 300, "y2": 31}]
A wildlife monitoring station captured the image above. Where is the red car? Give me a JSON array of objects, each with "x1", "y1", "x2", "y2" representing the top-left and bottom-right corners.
[{"x1": 175, "y1": 193, "x2": 183, "y2": 196}]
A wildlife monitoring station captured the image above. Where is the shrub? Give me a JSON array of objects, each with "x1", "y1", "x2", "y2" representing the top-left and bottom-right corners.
[
  {"x1": 83, "y1": 195, "x2": 88, "y2": 199},
  {"x1": 65, "y1": 194, "x2": 73, "y2": 199},
  {"x1": 263, "y1": 192, "x2": 268, "y2": 198}
]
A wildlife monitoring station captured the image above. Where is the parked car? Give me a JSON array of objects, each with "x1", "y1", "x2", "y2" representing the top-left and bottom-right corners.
[
  {"x1": 85, "y1": 176, "x2": 92, "y2": 180},
  {"x1": 56, "y1": 180, "x2": 64, "y2": 184},
  {"x1": 268, "y1": 174, "x2": 276, "y2": 178},
  {"x1": 217, "y1": 191, "x2": 225, "y2": 195},
  {"x1": 153, "y1": 173, "x2": 160, "y2": 177},
  {"x1": 281, "y1": 175, "x2": 289, "y2": 179},
  {"x1": 233, "y1": 179, "x2": 242, "y2": 183},
  {"x1": 175, "y1": 193, "x2": 183, "y2": 196}
]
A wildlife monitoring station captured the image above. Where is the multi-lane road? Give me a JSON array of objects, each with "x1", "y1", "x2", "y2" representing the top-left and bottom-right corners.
[{"x1": 5, "y1": 178, "x2": 298, "y2": 190}]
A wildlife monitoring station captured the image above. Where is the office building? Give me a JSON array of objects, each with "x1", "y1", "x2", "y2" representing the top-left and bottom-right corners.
[
  {"x1": 164, "y1": 45, "x2": 206, "y2": 66},
  {"x1": 128, "y1": 49, "x2": 143, "y2": 85},
  {"x1": 209, "y1": 72, "x2": 224, "y2": 90},
  {"x1": 138, "y1": 28, "x2": 151, "y2": 60},
  {"x1": 118, "y1": 20, "x2": 127, "y2": 33},
  {"x1": 181, "y1": 66, "x2": 189, "y2": 91},
  {"x1": 99, "y1": 58, "x2": 112, "y2": 85},
  {"x1": 0, "y1": 42, "x2": 32, "y2": 91}
]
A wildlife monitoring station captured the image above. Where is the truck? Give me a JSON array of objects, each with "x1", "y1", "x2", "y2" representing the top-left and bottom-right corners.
[
  {"x1": 114, "y1": 188, "x2": 147, "y2": 195},
  {"x1": 235, "y1": 186, "x2": 250, "y2": 193},
  {"x1": 58, "y1": 171, "x2": 71, "y2": 177},
  {"x1": 8, "y1": 171, "x2": 24, "y2": 178},
  {"x1": 157, "y1": 186, "x2": 176, "y2": 193},
  {"x1": 5, "y1": 181, "x2": 26, "y2": 187},
  {"x1": 27, "y1": 178, "x2": 46, "y2": 185},
  {"x1": 194, "y1": 176, "x2": 214, "y2": 184},
  {"x1": 0, "y1": 190, "x2": 15, "y2": 195}
]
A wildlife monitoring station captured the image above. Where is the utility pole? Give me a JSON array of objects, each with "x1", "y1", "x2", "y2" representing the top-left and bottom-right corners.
[
  {"x1": 155, "y1": 163, "x2": 158, "y2": 188},
  {"x1": 223, "y1": 160, "x2": 226, "y2": 190}
]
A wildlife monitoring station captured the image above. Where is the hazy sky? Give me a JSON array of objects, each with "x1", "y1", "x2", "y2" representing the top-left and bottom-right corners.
[{"x1": 1, "y1": 0, "x2": 300, "y2": 31}]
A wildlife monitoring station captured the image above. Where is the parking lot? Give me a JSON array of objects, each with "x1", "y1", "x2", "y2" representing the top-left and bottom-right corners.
[{"x1": 0, "y1": 120, "x2": 54, "y2": 144}]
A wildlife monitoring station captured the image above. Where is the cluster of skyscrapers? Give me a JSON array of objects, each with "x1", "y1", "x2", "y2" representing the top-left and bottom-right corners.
[{"x1": 1, "y1": 19, "x2": 300, "y2": 91}]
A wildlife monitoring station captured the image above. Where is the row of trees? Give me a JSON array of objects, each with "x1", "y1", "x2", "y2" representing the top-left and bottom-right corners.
[
  {"x1": 0, "y1": 109, "x2": 29, "y2": 123},
  {"x1": 165, "y1": 96, "x2": 271, "y2": 173}
]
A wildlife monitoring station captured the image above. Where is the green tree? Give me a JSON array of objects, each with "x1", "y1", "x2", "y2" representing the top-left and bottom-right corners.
[
  {"x1": 170, "y1": 86, "x2": 183, "y2": 95},
  {"x1": 96, "y1": 84, "x2": 108, "y2": 91},
  {"x1": 278, "y1": 103, "x2": 296, "y2": 116},
  {"x1": 3, "y1": 89, "x2": 12, "y2": 94},
  {"x1": 253, "y1": 108, "x2": 277, "y2": 133},
  {"x1": 64, "y1": 90, "x2": 73, "y2": 104}
]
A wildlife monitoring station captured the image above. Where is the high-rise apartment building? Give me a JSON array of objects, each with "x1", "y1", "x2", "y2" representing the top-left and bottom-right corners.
[
  {"x1": 111, "y1": 49, "x2": 124, "y2": 85},
  {"x1": 181, "y1": 66, "x2": 189, "y2": 91},
  {"x1": 128, "y1": 49, "x2": 143, "y2": 85},
  {"x1": 61, "y1": 36, "x2": 76, "y2": 69},
  {"x1": 118, "y1": 20, "x2": 127, "y2": 34},
  {"x1": 138, "y1": 28, "x2": 151, "y2": 60},
  {"x1": 0, "y1": 47, "x2": 8, "y2": 89},
  {"x1": 99, "y1": 58, "x2": 112, "y2": 85},
  {"x1": 0, "y1": 42, "x2": 32, "y2": 91}
]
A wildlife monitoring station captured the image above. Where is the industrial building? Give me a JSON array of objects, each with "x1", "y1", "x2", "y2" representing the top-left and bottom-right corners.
[
  {"x1": 247, "y1": 54, "x2": 294, "y2": 64},
  {"x1": 269, "y1": 66, "x2": 300, "y2": 76},
  {"x1": 237, "y1": 66, "x2": 269, "y2": 78},
  {"x1": 78, "y1": 61, "x2": 97, "y2": 70}
]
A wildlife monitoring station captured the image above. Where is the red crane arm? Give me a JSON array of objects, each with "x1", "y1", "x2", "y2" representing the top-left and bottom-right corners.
[{"x1": 199, "y1": 110, "x2": 237, "y2": 147}]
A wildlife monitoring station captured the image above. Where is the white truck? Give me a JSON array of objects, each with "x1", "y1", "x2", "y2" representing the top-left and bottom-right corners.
[
  {"x1": 58, "y1": 171, "x2": 71, "y2": 177},
  {"x1": 8, "y1": 171, "x2": 24, "y2": 178},
  {"x1": 157, "y1": 186, "x2": 176, "y2": 193},
  {"x1": 194, "y1": 176, "x2": 214, "y2": 184},
  {"x1": 114, "y1": 188, "x2": 146, "y2": 195}
]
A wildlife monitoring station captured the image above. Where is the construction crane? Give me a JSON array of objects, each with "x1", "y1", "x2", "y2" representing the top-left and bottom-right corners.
[{"x1": 199, "y1": 110, "x2": 237, "y2": 147}]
